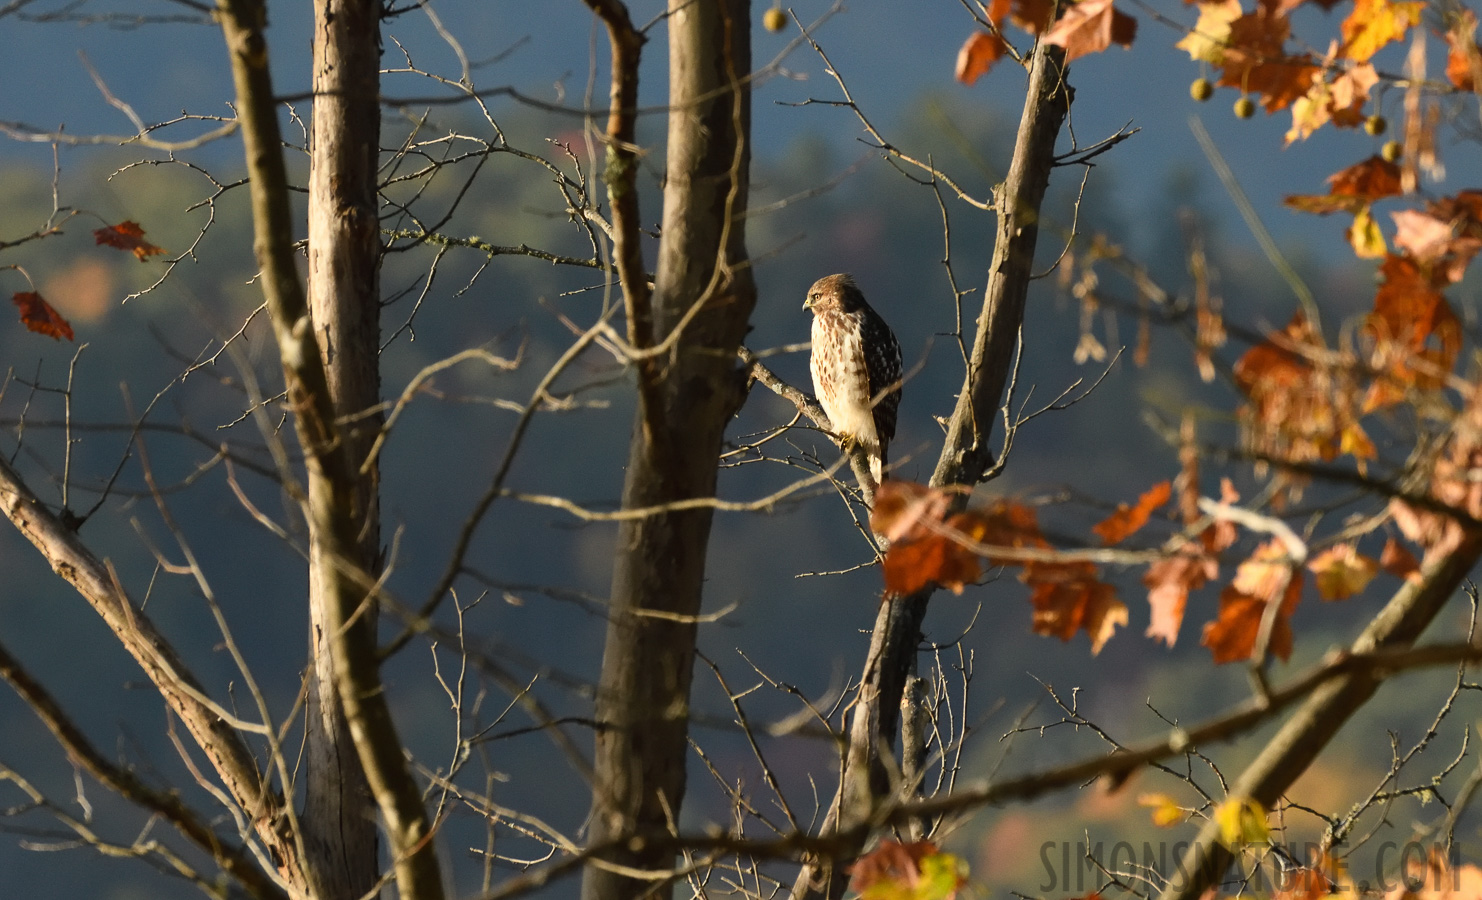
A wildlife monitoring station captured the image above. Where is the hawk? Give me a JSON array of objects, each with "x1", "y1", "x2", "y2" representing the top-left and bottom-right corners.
[{"x1": 804, "y1": 273, "x2": 902, "y2": 493}]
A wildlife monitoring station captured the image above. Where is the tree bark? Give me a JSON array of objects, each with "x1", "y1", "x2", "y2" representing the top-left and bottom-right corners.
[
  {"x1": 582, "y1": 2, "x2": 754, "y2": 899},
  {"x1": 217, "y1": 0, "x2": 442, "y2": 896},
  {"x1": 793, "y1": 40, "x2": 1071, "y2": 900},
  {"x1": 303, "y1": 0, "x2": 383, "y2": 896}
]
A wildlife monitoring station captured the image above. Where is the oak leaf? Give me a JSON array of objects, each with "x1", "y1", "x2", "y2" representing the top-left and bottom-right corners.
[
  {"x1": 1026, "y1": 561, "x2": 1128, "y2": 654},
  {"x1": 1042, "y1": 0, "x2": 1137, "y2": 62},
  {"x1": 12, "y1": 291, "x2": 74, "y2": 341},
  {"x1": 1144, "y1": 545, "x2": 1217, "y2": 647},
  {"x1": 93, "y1": 220, "x2": 166, "y2": 261},
  {"x1": 1093, "y1": 481, "x2": 1171, "y2": 545},
  {"x1": 1201, "y1": 540, "x2": 1303, "y2": 663}
]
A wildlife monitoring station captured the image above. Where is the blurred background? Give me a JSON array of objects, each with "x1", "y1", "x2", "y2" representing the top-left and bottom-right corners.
[{"x1": 1, "y1": 1, "x2": 1479, "y2": 897}]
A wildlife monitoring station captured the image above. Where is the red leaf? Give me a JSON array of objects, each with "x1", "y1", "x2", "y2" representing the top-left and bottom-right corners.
[
  {"x1": 12, "y1": 292, "x2": 74, "y2": 341},
  {"x1": 94, "y1": 220, "x2": 166, "y2": 261}
]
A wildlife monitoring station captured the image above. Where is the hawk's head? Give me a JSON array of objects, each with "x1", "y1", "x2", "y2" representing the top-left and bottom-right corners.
[{"x1": 803, "y1": 273, "x2": 865, "y2": 315}]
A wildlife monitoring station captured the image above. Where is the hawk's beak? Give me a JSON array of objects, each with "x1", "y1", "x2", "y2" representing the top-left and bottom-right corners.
[{"x1": 802, "y1": 297, "x2": 813, "y2": 310}]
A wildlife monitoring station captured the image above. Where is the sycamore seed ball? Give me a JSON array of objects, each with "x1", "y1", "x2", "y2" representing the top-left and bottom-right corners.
[
  {"x1": 1233, "y1": 96, "x2": 1255, "y2": 119},
  {"x1": 1365, "y1": 114, "x2": 1388, "y2": 136},
  {"x1": 763, "y1": 6, "x2": 786, "y2": 31},
  {"x1": 1382, "y1": 140, "x2": 1402, "y2": 163},
  {"x1": 1190, "y1": 78, "x2": 1213, "y2": 102}
]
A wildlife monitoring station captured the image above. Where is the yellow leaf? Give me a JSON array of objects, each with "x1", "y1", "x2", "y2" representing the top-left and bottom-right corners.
[
  {"x1": 1348, "y1": 205, "x2": 1387, "y2": 258},
  {"x1": 1177, "y1": 0, "x2": 1242, "y2": 64},
  {"x1": 1308, "y1": 543, "x2": 1379, "y2": 600},
  {"x1": 1340, "y1": 0, "x2": 1422, "y2": 63},
  {"x1": 1215, "y1": 797, "x2": 1269, "y2": 847},
  {"x1": 1138, "y1": 793, "x2": 1185, "y2": 827}
]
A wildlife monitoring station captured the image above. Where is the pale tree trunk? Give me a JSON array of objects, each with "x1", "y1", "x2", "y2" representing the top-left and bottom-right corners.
[
  {"x1": 303, "y1": 0, "x2": 383, "y2": 896},
  {"x1": 582, "y1": 2, "x2": 754, "y2": 899},
  {"x1": 219, "y1": 0, "x2": 442, "y2": 896}
]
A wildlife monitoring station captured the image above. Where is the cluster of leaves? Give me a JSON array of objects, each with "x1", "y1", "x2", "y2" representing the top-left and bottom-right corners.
[
  {"x1": 871, "y1": 458, "x2": 1427, "y2": 663},
  {"x1": 849, "y1": 840, "x2": 970, "y2": 900},
  {"x1": 9, "y1": 220, "x2": 164, "y2": 341}
]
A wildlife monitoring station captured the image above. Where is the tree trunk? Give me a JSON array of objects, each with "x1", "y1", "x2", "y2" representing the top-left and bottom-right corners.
[
  {"x1": 793, "y1": 40, "x2": 1071, "y2": 900},
  {"x1": 303, "y1": 0, "x2": 383, "y2": 896},
  {"x1": 582, "y1": 3, "x2": 754, "y2": 899}
]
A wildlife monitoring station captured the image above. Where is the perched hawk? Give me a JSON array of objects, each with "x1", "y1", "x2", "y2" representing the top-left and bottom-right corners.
[{"x1": 804, "y1": 273, "x2": 902, "y2": 492}]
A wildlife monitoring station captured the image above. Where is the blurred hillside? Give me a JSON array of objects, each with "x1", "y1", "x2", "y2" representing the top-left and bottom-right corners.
[{"x1": 2, "y1": 37, "x2": 1481, "y2": 900}]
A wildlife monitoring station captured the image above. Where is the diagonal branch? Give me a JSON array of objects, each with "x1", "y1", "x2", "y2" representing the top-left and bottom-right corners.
[
  {"x1": 0, "y1": 634, "x2": 287, "y2": 900},
  {"x1": 0, "y1": 453, "x2": 298, "y2": 890}
]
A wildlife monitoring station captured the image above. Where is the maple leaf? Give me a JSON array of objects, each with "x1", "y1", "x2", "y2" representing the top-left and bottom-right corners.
[
  {"x1": 1338, "y1": 0, "x2": 1422, "y2": 63},
  {"x1": 93, "y1": 220, "x2": 166, "y2": 262},
  {"x1": 1201, "y1": 540, "x2": 1303, "y2": 663},
  {"x1": 1137, "y1": 793, "x2": 1185, "y2": 827},
  {"x1": 1093, "y1": 481, "x2": 1171, "y2": 545},
  {"x1": 12, "y1": 291, "x2": 75, "y2": 341},
  {"x1": 1307, "y1": 543, "x2": 1378, "y2": 600},
  {"x1": 1215, "y1": 797, "x2": 1270, "y2": 847},
  {"x1": 1367, "y1": 254, "x2": 1460, "y2": 358},
  {"x1": 956, "y1": 30, "x2": 1010, "y2": 85},
  {"x1": 1378, "y1": 536, "x2": 1420, "y2": 581},
  {"x1": 1214, "y1": 4, "x2": 1319, "y2": 113},
  {"x1": 1286, "y1": 59, "x2": 1377, "y2": 144},
  {"x1": 1177, "y1": 0, "x2": 1242, "y2": 64},
  {"x1": 1042, "y1": 0, "x2": 1137, "y2": 62}
]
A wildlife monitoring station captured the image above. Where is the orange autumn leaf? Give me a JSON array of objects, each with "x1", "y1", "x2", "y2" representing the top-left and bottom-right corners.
[
  {"x1": 12, "y1": 291, "x2": 75, "y2": 341},
  {"x1": 1094, "y1": 481, "x2": 1171, "y2": 545},
  {"x1": 1138, "y1": 792, "x2": 1185, "y2": 827},
  {"x1": 1307, "y1": 543, "x2": 1379, "y2": 600},
  {"x1": 1042, "y1": 0, "x2": 1137, "y2": 62},
  {"x1": 1214, "y1": 4, "x2": 1319, "y2": 113},
  {"x1": 1201, "y1": 540, "x2": 1303, "y2": 664},
  {"x1": 94, "y1": 220, "x2": 166, "y2": 261},
  {"x1": 1025, "y1": 560, "x2": 1128, "y2": 654},
  {"x1": 1379, "y1": 536, "x2": 1420, "y2": 581},
  {"x1": 1338, "y1": 0, "x2": 1422, "y2": 63},
  {"x1": 1144, "y1": 543, "x2": 1218, "y2": 647},
  {"x1": 956, "y1": 26, "x2": 1010, "y2": 84},
  {"x1": 1286, "y1": 156, "x2": 1402, "y2": 215}
]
